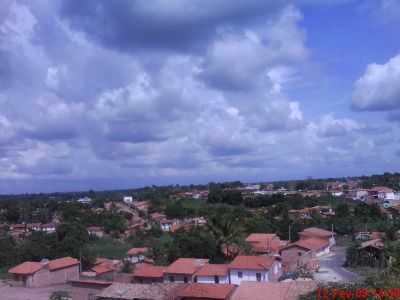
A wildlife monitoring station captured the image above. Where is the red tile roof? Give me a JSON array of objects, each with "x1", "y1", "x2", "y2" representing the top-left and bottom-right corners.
[
  {"x1": 194, "y1": 264, "x2": 229, "y2": 277},
  {"x1": 231, "y1": 281, "x2": 317, "y2": 300},
  {"x1": 165, "y1": 258, "x2": 209, "y2": 275},
  {"x1": 299, "y1": 227, "x2": 334, "y2": 239},
  {"x1": 127, "y1": 247, "x2": 148, "y2": 256},
  {"x1": 132, "y1": 264, "x2": 166, "y2": 278},
  {"x1": 8, "y1": 262, "x2": 42, "y2": 275},
  {"x1": 229, "y1": 256, "x2": 276, "y2": 270},
  {"x1": 48, "y1": 257, "x2": 80, "y2": 271},
  {"x1": 283, "y1": 238, "x2": 329, "y2": 252},
  {"x1": 177, "y1": 283, "x2": 236, "y2": 300},
  {"x1": 246, "y1": 233, "x2": 277, "y2": 243},
  {"x1": 91, "y1": 264, "x2": 114, "y2": 275}
]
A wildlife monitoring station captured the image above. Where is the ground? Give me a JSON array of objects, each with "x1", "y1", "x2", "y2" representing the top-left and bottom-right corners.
[
  {"x1": 314, "y1": 246, "x2": 361, "y2": 283},
  {"x1": 0, "y1": 281, "x2": 72, "y2": 300}
]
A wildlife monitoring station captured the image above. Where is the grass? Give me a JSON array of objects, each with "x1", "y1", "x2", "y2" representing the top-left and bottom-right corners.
[{"x1": 86, "y1": 237, "x2": 132, "y2": 259}]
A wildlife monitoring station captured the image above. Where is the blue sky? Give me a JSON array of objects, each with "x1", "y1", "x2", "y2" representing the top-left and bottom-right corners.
[{"x1": 0, "y1": 0, "x2": 400, "y2": 193}]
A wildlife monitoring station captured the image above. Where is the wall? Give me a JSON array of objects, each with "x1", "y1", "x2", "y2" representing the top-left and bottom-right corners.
[
  {"x1": 196, "y1": 275, "x2": 229, "y2": 284},
  {"x1": 51, "y1": 265, "x2": 80, "y2": 285},
  {"x1": 229, "y1": 269, "x2": 268, "y2": 285},
  {"x1": 164, "y1": 273, "x2": 194, "y2": 283}
]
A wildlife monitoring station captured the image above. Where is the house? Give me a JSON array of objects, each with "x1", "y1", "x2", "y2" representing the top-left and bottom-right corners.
[
  {"x1": 87, "y1": 226, "x2": 105, "y2": 238},
  {"x1": 123, "y1": 196, "x2": 134, "y2": 204},
  {"x1": 132, "y1": 264, "x2": 166, "y2": 284},
  {"x1": 230, "y1": 281, "x2": 317, "y2": 300},
  {"x1": 298, "y1": 227, "x2": 335, "y2": 246},
  {"x1": 228, "y1": 255, "x2": 282, "y2": 285},
  {"x1": 245, "y1": 233, "x2": 288, "y2": 255},
  {"x1": 176, "y1": 283, "x2": 236, "y2": 300},
  {"x1": 96, "y1": 282, "x2": 183, "y2": 300},
  {"x1": 77, "y1": 197, "x2": 92, "y2": 204},
  {"x1": 133, "y1": 201, "x2": 150, "y2": 212},
  {"x1": 8, "y1": 257, "x2": 80, "y2": 288},
  {"x1": 280, "y1": 238, "x2": 329, "y2": 272},
  {"x1": 369, "y1": 186, "x2": 395, "y2": 201},
  {"x1": 70, "y1": 279, "x2": 112, "y2": 300},
  {"x1": 164, "y1": 258, "x2": 209, "y2": 283},
  {"x1": 40, "y1": 223, "x2": 56, "y2": 233},
  {"x1": 127, "y1": 247, "x2": 149, "y2": 264},
  {"x1": 90, "y1": 258, "x2": 118, "y2": 281},
  {"x1": 357, "y1": 239, "x2": 385, "y2": 268},
  {"x1": 194, "y1": 264, "x2": 230, "y2": 284}
]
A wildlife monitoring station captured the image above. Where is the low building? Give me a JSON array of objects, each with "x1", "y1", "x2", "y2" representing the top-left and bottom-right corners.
[
  {"x1": 123, "y1": 196, "x2": 134, "y2": 204},
  {"x1": 8, "y1": 257, "x2": 80, "y2": 288},
  {"x1": 245, "y1": 233, "x2": 288, "y2": 255},
  {"x1": 70, "y1": 279, "x2": 112, "y2": 300},
  {"x1": 298, "y1": 227, "x2": 336, "y2": 246},
  {"x1": 87, "y1": 226, "x2": 105, "y2": 238},
  {"x1": 194, "y1": 264, "x2": 230, "y2": 284},
  {"x1": 164, "y1": 258, "x2": 209, "y2": 283},
  {"x1": 127, "y1": 247, "x2": 149, "y2": 264},
  {"x1": 132, "y1": 264, "x2": 166, "y2": 284},
  {"x1": 229, "y1": 255, "x2": 282, "y2": 285},
  {"x1": 176, "y1": 283, "x2": 236, "y2": 300}
]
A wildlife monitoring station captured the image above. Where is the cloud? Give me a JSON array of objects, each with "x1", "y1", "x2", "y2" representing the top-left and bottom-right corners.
[
  {"x1": 315, "y1": 115, "x2": 364, "y2": 137},
  {"x1": 352, "y1": 53, "x2": 400, "y2": 111}
]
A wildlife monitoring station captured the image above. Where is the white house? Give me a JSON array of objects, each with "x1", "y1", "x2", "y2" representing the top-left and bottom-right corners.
[
  {"x1": 164, "y1": 258, "x2": 209, "y2": 283},
  {"x1": 127, "y1": 248, "x2": 148, "y2": 264},
  {"x1": 228, "y1": 256, "x2": 282, "y2": 286},
  {"x1": 77, "y1": 197, "x2": 92, "y2": 204},
  {"x1": 194, "y1": 264, "x2": 230, "y2": 284},
  {"x1": 123, "y1": 196, "x2": 134, "y2": 204}
]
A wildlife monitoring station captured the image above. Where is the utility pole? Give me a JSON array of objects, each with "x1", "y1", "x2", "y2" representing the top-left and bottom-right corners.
[{"x1": 289, "y1": 224, "x2": 292, "y2": 242}]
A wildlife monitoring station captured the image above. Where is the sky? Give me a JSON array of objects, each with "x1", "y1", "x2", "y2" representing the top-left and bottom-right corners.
[{"x1": 1, "y1": 0, "x2": 400, "y2": 193}]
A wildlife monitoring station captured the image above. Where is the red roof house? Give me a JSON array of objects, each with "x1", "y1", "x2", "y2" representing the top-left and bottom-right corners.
[
  {"x1": 164, "y1": 258, "x2": 209, "y2": 283},
  {"x1": 176, "y1": 283, "x2": 236, "y2": 300}
]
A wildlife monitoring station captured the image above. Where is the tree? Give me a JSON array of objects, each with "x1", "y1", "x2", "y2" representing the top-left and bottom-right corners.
[{"x1": 55, "y1": 222, "x2": 90, "y2": 258}]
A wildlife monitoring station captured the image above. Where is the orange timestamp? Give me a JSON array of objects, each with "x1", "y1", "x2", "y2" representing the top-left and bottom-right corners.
[{"x1": 316, "y1": 287, "x2": 400, "y2": 299}]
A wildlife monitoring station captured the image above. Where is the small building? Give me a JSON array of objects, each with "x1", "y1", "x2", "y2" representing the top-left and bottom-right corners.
[
  {"x1": 132, "y1": 264, "x2": 166, "y2": 283},
  {"x1": 87, "y1": 226, "x2": 105, "y2": 238},
  {"x1": 228, "y1": 255, "x2": 282, "y2": 285},
  {"x1": 127, "y1": 247, "x2": 149, "y2": 264},
  {"x1": 298, "y1": 227, "x2": 335, "y2": 246},
  {"x1": 245, "y1": 233, "x2": 289, "y2": 255},
  {"x1": 123, "y1": 196, "x2": 134, "y2": 204},
  {"x1": 164, "y1": 258, "x2": 209, "y2": 283},
  {"x1": 70, "y1": 280, "x2": 112, "y2": 300},
  {"x1": 176, "y1": 283, "x2": 236, "y2": 300},
  {"x1": 8, "y1": 257, "x2": 80, "y2": 288},
  {"x1": 194, "y1": 264, "x2": 230, "y2": 284}
]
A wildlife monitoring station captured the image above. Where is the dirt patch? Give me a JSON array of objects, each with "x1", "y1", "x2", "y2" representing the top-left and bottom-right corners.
[{"x1": 0, "y1": 283, "x2": 72, "y2": 300}]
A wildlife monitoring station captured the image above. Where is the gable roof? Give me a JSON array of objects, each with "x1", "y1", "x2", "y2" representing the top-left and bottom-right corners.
[
  {"x1": 132, "y1": 264, "x2": 166, "y2": 278},
  {"x1": 8, "y1": 262, "x2": 43, "y2": 275},
  {"x1": 91, "y1": 264, "x2": 114, "y2": 276},
  {"x1": 165, "y1": 258, "x2": 208, "y2": 275},
  {"x1": 246, "y1": 233, "x2": 277, "y2": 243},
  {"x1": 229, "y1": 256, "x2": 276, "y2": 270},
  {"x1": 245, "y1": 233, "x2": 288, "y2": 254},
  {"x1": 231, "y1": 281, "x2": 317, "y2": 300},
  {"x1": 48, "y1": 257, "x2": 80, "y2": 271},
  {"x1": 282, "y1": 238, "x2": 329, "y2": 252},
  {"x1": 299, "y1": 227, "x2": 334, "y2": 238},
  {"x1": 127, "y1": 247, "x2": 148, "y2": 256},
  {"x1": 177, "y1": 283, "x2": 236, "y2": 300},
  {"x1": 194, "y1": 264, "x2": 229, "y2": 277}
]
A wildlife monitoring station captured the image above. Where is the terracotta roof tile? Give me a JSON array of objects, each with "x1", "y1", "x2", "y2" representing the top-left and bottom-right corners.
[
  {"x1": 194, "y1": 264, "x2": 229, "y2": 277},
  {"x1": 177, "y1": 283, "x2": 236, "y2": 300},
  {"x1": 48, "y1": 257, "x2": 80, "y2": 271},
  {"x1": 132, "y1": 264, "x2": 166, "y2": 278},
  {"x1": 8, "y1": 262, "x2": 42, "y2": 275},
  {"x1": 231, "y1": 281, "x2": 317, "y2": 300},
  {"x1": 229, "y1": 256, "x2": 276, "y2": 270},
  {"x1": 165, "y1": 258, "x2": 209, "y2": 275},
  {"x1": 283, "y1": 238, "x2": 329, "y2": 252},
  {"x1": 91, "y1": 264, "x2": 114, "y2": 275},
  {"x1": 127, "y1": 247, "x2": 148, "y2": 256},
  {"x1": 299, "y1": 227, "x2": 334, "y2": 238}
]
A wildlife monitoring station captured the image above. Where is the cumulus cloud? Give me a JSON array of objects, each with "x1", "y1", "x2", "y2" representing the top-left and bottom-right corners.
[{"x1": 352, "y1": 53, "x2": 400, "y2": 111}]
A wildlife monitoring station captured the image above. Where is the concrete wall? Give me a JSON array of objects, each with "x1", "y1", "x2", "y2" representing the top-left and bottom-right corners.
[
  {"x1": 229, "y1": 269, "x2": 268, "y2": 285},
  {"x1": 51, "y1": 265, "x2": 80, "y2": 285},
  {"x1": 196, "y1": 275, "x2": 229, "y2": 284}
]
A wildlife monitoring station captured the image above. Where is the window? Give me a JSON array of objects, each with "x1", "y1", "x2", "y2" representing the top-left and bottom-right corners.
[
  {"x1": 194, "y1": 276, "x2": 197, "y2": 283},
  {"x1": 214, "y1": 276, "x2": 219, "y2": 284},
  {"x1": 298, "y1": 252, "x2": 302, "y2": 256},
  {"x1": 169, "y1": 276, "x2": 175, "y2": 282},
  {"x1": 238, "y1": 271, "x2": 243, "y2": 278},
  {"x1": 184, "y1": 276, "x2": 188, "y2": 283},
  {"x1": 256, "y1": 273, "x2": 262, "y2": 282}
]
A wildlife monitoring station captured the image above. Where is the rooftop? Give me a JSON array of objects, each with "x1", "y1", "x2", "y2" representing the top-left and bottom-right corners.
[
  {"x1": 299, "y1": 227, "x2": 334, "y2": 238},
  {"x1": 127, "y1": 247, "x2": 148, "y2": 256},
  {"x1": 194, "y1": 264, "x2": 229, "y2": 277},
  {"x1": 177, "y1": 283, "x2": 236, "y2": 300},
  {"x1": 165, "y1": 258, "x2": 209, "y2": 275},
  {"x1": 229, "y1": 256, "x2": 276, "y2": 270},
  {"x1": 132, "y1": 264, "x2": 166, "y2": 278}
]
